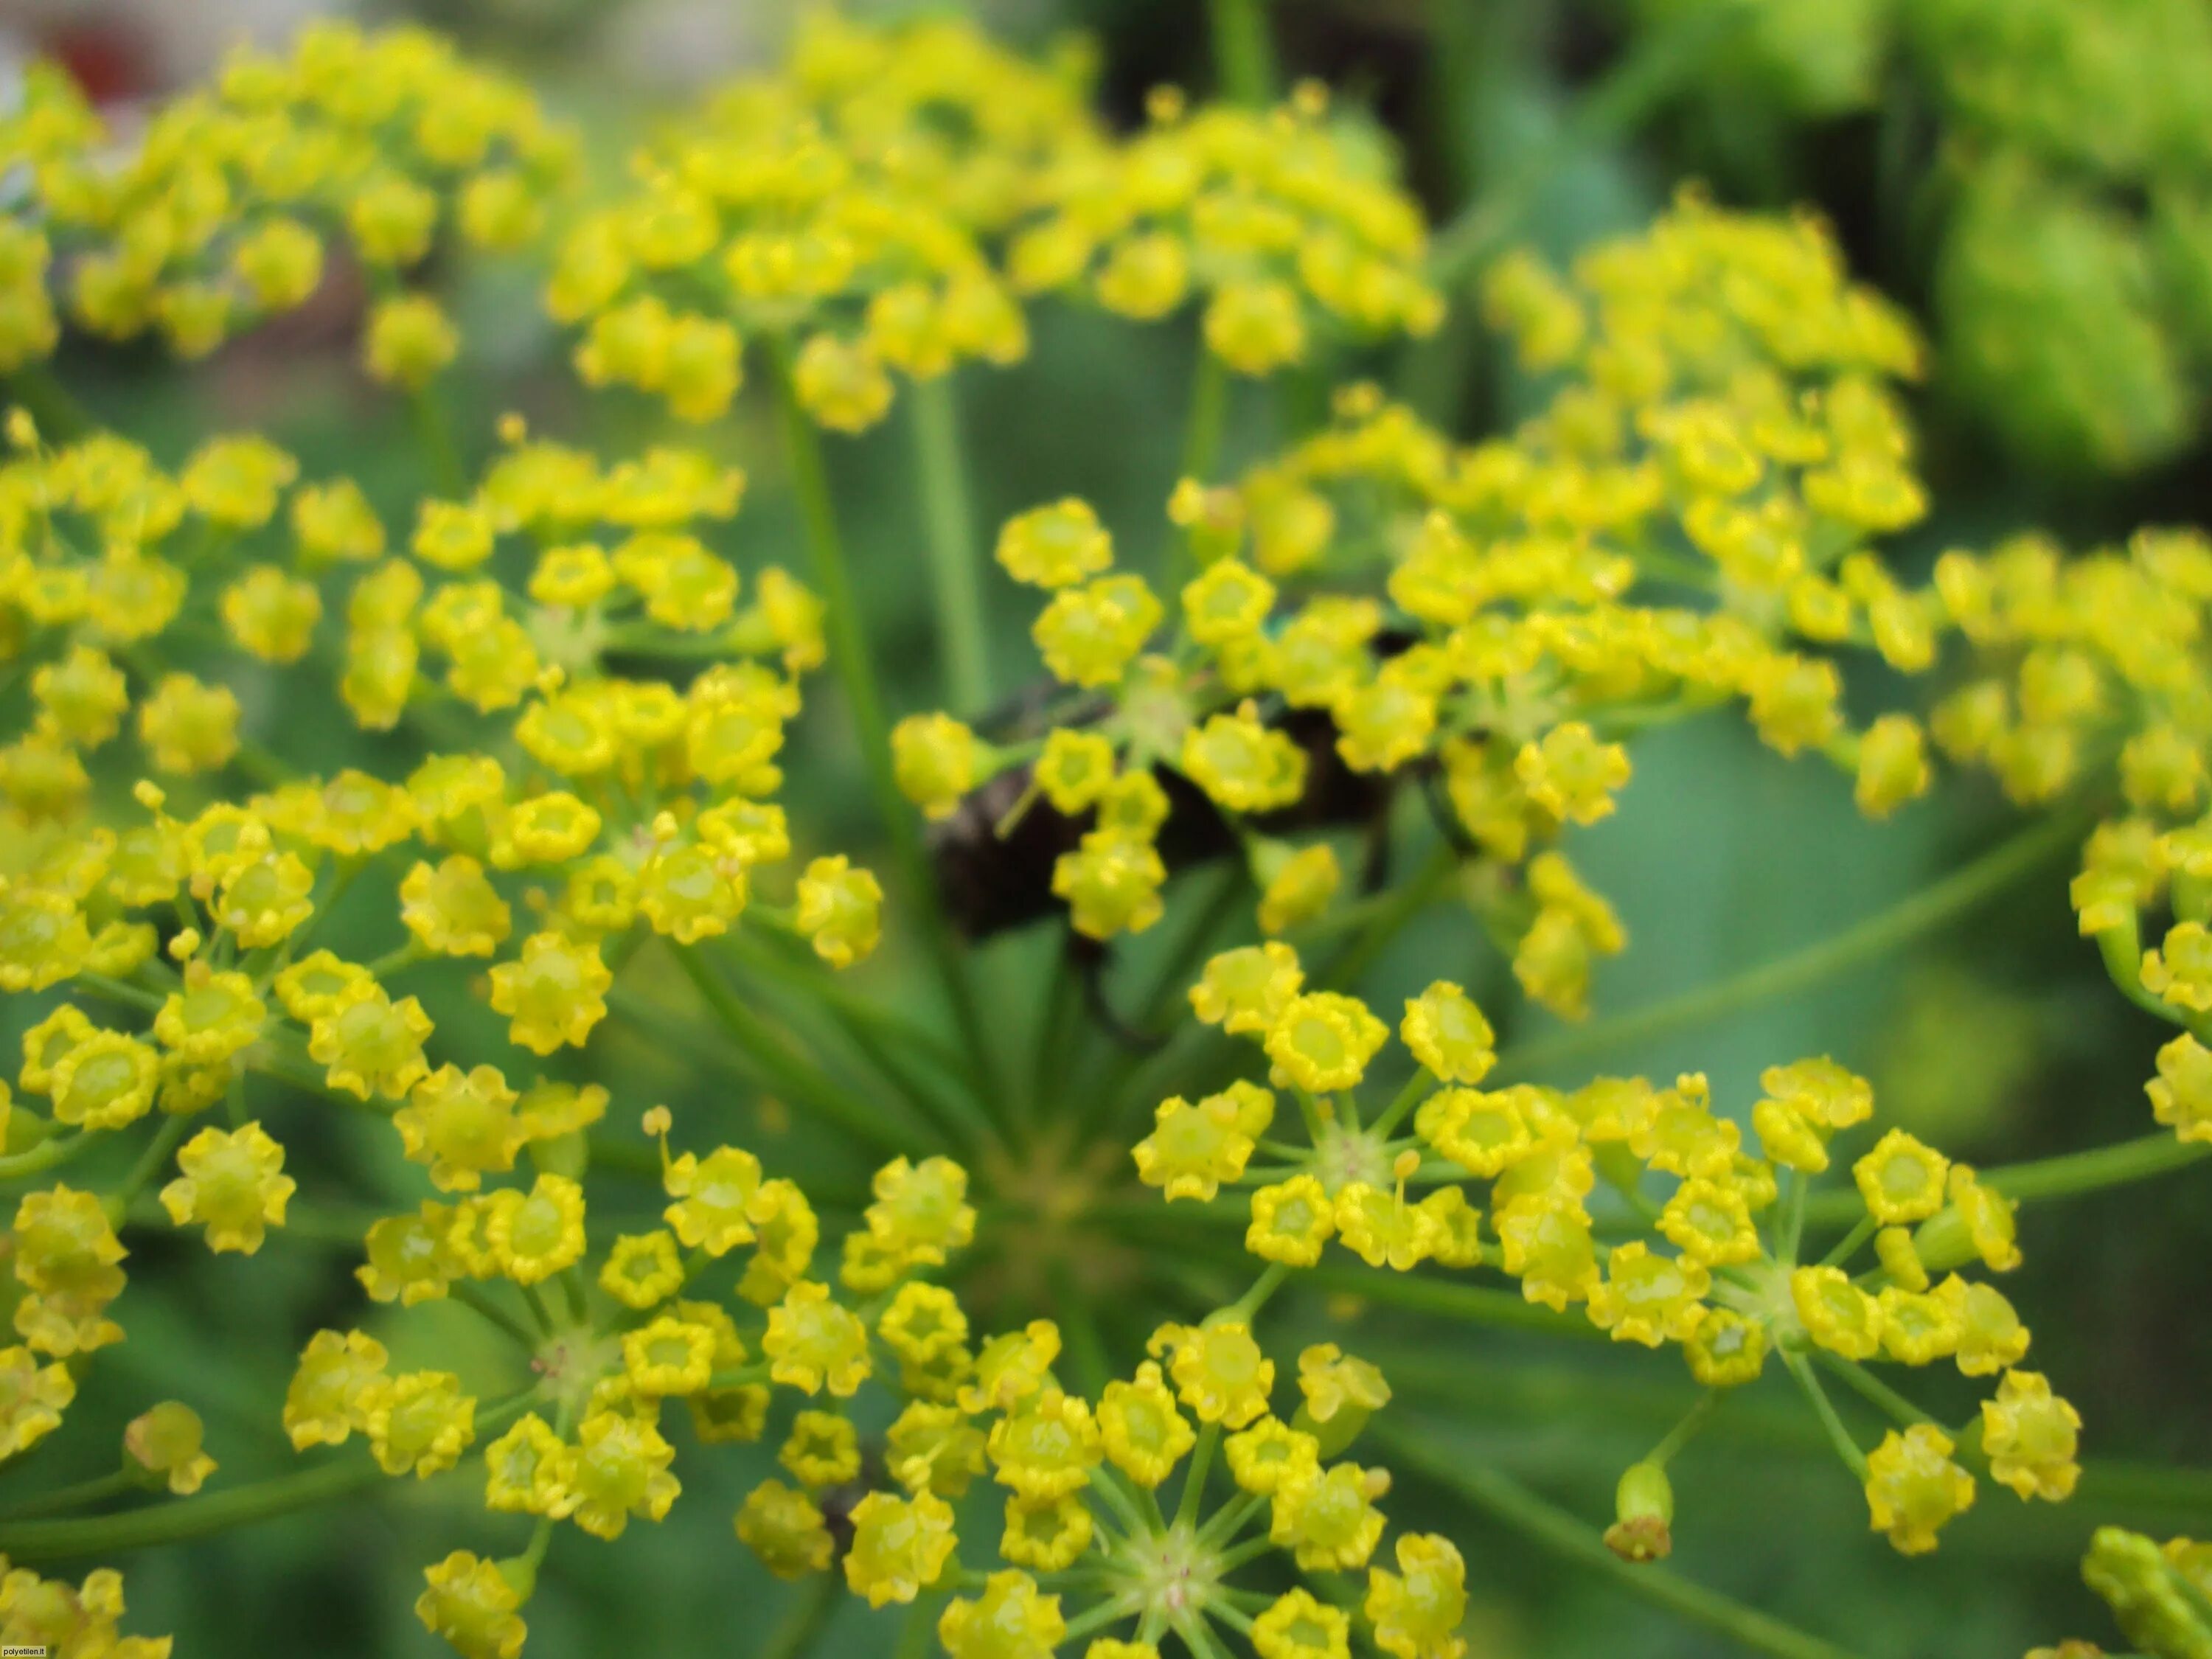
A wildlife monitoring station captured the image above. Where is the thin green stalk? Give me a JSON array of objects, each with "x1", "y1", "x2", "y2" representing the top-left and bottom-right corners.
[
  {"x1": 0, "y1": 1469, "x2": 133, "y2": 1523},
  {"x1": 1425, "y1": 0, "x2": 1762, "y2": 291},
  {"x1": 1319, "y1": 841, "x2": 1459, "y2": 991},
  {"x1": 1820, "y1": 1215, "x2": 1879, "y2": 1270},
  {"x1": 1374, "y1": 1421, "x2": 1860, "y2": 1659},
  {"x1": 714, "y1": 935, "x2": 990, "y2": 1157},
  {"x1": 408, "y1": 386, "x2": 466, "y2": 498},
  {"x1": 1206, "y1": 0, "x2": 1276, "y2": 105},
  {"x1": 1781, "y1": 1349, "x2": 1868, "y2": 1481},
  {"x1": 1181, "y1": 347, "x2": 1232, "y2": 487},
  {"x1": 0, "y1": 1457, "x2": 384, "y2": 1563},
  {"x1": 1799, "y1": 1130, "x2": 2210, "y2": 1228},
  {"x1": 4, "y1": 364, "x2": 94, "y2": 442},
  {"x1": 0, "y1": 1133, "x2": 92, "y2": 1181},
  {"x1": 1646, "y1": 1391, "x2": 1722, "y2": 1470},
  {"x1": 108, "y1": 1112, "x2": 193, "y2": 1214},
  {"x1": 671, "y1": 946, "x2": 929, "y2": 1159},
  {"x1": 1175, "y1": 1425, "x2": 1220, "y2": 1531},
  {"x1": 449, "y1": 1282, "x2": 540, "y2": 1351},
  {"x1": 767, "y1": 334, "x2": 1006, "y2": 1133},
  {"x1": 1494, "y1": 810, "x2": 2087, "y2": 1081},
  {"x1": 908, "y1": 375, "x2": 990, "y2": 714},
  {"x1": 1812, "y1": 1352, "x2": 1937, "y2": 1432},
  {"x1": 757, "y1": 1565, "x2": 841, "y2": 1659}
]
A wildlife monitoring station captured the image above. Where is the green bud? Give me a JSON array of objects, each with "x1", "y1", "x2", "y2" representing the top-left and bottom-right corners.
[{"x1": 1604, "y1": 1461, "x2": 1674, "y2": 1562}]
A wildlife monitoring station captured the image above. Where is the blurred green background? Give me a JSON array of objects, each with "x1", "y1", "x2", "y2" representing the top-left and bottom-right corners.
[{"x1": 6, "y1": 1, "x2": 2211, "y2": 1655}]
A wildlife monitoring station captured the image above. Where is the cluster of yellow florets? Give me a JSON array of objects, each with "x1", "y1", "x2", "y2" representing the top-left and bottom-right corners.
[
  {"x1": 0, "y1": 23, "x2": 574, "y2": 380},
  {"x1": 546, "y1": 11, "x2": 1092, "y2": 429},
  {"x1": 1139, "y1": 943, "x2": 2081, "y2": 1559},
  {"x1": 1008, "y1": 80, "x2": 1443, "y2": 375},
  {"x1": 4, "y1": 10, "x2": 2211, "y2": 1659}
]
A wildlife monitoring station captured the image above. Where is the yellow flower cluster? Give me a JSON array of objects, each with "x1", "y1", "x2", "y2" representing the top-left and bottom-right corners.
[
  {"x1": 1146, "y1": 944, "x2": 2079, "y2": 1559},
  {"x1": 0, "y1": 24, "x2": 574, "y2": 378},
  {"x1": 1008, "y1": 82, "x2": 1442, "y2": 375},
  {"x1": 546, "y1": 11, "x2": 1092, "y2": 428}
]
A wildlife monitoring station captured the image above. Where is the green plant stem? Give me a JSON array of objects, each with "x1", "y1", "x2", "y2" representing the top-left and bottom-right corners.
[
  {"x1": 1425, "y1": 0, "x2": 1761, "y2": 292},
  {"x1": 758, "y1": 1569, "x2": 841, "y2": 1659},
  {"x1": 1495, "y1": 810, "x2": 2087, "y2": 1081},
  {"x1": 408, "y1": 386, "x2": 466, "y2": 498},
  {"x1": 109, "y1": 1112, "x2": 193, "y2": 1214},
  {"x1": 767, "y1": 334, "x2": 1006, "y2": 1135},
  {"x1": 1374, "y1": 1421, "x2": 1861, "y2": 1659},
  {"x1": 1812, "y1": 1352, "x2": 1938, "y2": 1433},
  {"x1": 0, "y1": 1469, "x2": 133, "y2": 1522},
  {"x1": 713, "y1": 935, "x2": 989, "y2": 1156},
  {"x1": 1781, "y1": 1349, "x2": 1868, "y2": 1481},
  {"x1": 1646, "y1": 1391, "x2": 1722, "y2": 1469},
  {"x1": 909, "y1": 375, "x2": 990, "y2": 714},
  {"x1": 0, "y1": 1133, "x2": 92, "y2": 1181},
  {"x1": 671, "y1": 945, "x2": 929, "y2": 1159},
  {"x1": 1801, "y1": 1131, "x2": 2211, "y2": 1228},
  {"x1": 1206, "y1": 0, "x2": 1276, "y2": 105},
  {"x1": 3, "y1": 364, "x2": 94, "y2": 442},
  {"x1": 1176, "y1": 1425, "x2": 1220, "y2": 1531},
  {"x1": 1320, "y1": 841, "x2": 1459, "y2": 991},
  {"x1": 0, "y1": 1457, "x2": 384, "y2": 1563},
  {"x1": 452, "y1": 1282, "x2": 541, "y2": 1350},
  {"x1": 1183, "y1": 347, "x2": 1231, "y2": 487}
]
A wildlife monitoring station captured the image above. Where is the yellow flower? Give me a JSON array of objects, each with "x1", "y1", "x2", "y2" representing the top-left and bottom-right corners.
[
  {"x1": 124, "y1": 1401, "x2": 217, "y2": 1495},
  {"x1": 394, "y1": 1064, "x2": 525, "y2": 1192},
  {"x1": 486, "y1": 933, "x2": 612, "y2": 1054},
  {"x1": 159, "y1": 1121, "x2": 295, "y2": 1253},
  {"x1": 1515, "y1": 722, "x2": 1630, "y2": 824},
  {"x1": 844, "y1": 1489, "x2": 956, "y2": 1607},
  {"x1": 1152, "y1": 1320, "x2": 1274, "y2": 1428},
  {"x1": 938, "y1": 1571, "x2": 1064, "y2": 1659},
  {"x1": 1980, "y1": 1371, "x2": 2081, "y2": 1503},
  {"x1": 568, "y1": 1409, "x2": 679, "y2": 1539},
  {"x1": 1399, "y1": 982, "x2": 1497, "y2": 1085},
  {"x1": 1854, "y1": 1130, "x2": 1951, "y2": 1225},
  {"x1": 415, "y1": 1551, "x2": 526, "y2": 1659},
  {"x1": 366, "y1": 1371, "x2": 476, "y2": 1478},
  {"x1": 997, "y1": 499, "x2": 1113, "y2": 590},
  {"x1": 796, "y1": 855, "x2": 883, "y2": 968},
  {"x1": 1252, "y1": 1588, "x2": 1349, "y2": 1659},
  {"x1": 1863, "y1": 1424, "x2": 1975, "y2": 1555},
  {"x1": 1364, "y1": 1533, "x2": 1470, "y2": 1659},
  {"x1": 1098, "y1": 1362, "x2": 1194, "y2": 1488},
  {"x1": 1265, "y1": 992, "x2": 1388, "y2": 1093}
]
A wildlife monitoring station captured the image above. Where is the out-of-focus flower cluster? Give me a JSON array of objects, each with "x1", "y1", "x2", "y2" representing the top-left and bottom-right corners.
[
  {"x1": 1627, "y1": 0, "x2": 2212, "y2": 473},
  {"x1": 0, "y1": 23, "x2": 576, "y2": 384}
]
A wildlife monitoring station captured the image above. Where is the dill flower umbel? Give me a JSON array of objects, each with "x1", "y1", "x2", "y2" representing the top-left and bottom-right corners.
[{"x1": 1, "y1": 10, "x2": 2207, "y2": 1659}]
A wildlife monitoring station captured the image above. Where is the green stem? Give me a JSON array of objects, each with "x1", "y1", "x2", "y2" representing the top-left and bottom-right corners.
[
  {"x1": 1812, "y1": 1352, "x2": 1937, "y2": 1432},
  {"x1": 1176, "y1": 1424, "x2": 1220, "y2": 1531},
  {"x1": 1374, "y1": 1421, "x2": 1861, "y2": 1659},
  {"x1": 0, "y1": 1468, "x2": 133, "y2": 1522},
  {"x1": 452, "y1": 1282, "x2": 540, "y2": 1351},
  {"x1": 1425, "y1": 0, "x2": 1761, "y2": 291},
  {"x1": 1206, "y1": 0, "x2": 1276, "y2": 105},
  {"x1": 908, "y1": 375, "x2": 990, "y2": 714},
  {"x1": 408, "y1": 386, "x2": 466, "y2": 498},
  {"x1": 1320, "y1": 841, "x2": 1458, "y2": 992},
  {"x1": 758, "y1": 1569, "x2": 841, "y2": 1659},
  {"x1": 0, "y1": 1456, "x2": 384, "y2": 1563},
  {"x1": 1646, "y1": 1391, "x2": 1722, "y2": 1470},
  {"x1": 1781, "y1": 1349, "x2": 1868, "y2": 1481},
  {"x1": 767, "y1": 333, "x2": 1006, "y2": 1135},
  {"x1": 0, "y1": 1133, "x2": 93, "y2": 1181},
  {"x1": 1495, "y1": 810, "x2": 2087, "y2": 1081},
  {"x1": 108, "y1": 1112, "x2": 194, "y2": 1215},
  {"x1": 1800, "y1": 1131, "x2": 2211, "y2": 1228},
  {"x1": 671, "y1": 945, "x2": 928, "y2": 1160},
  {"x1": 1181, "y1": 347, "x2": 1232, "y2": 487}
]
